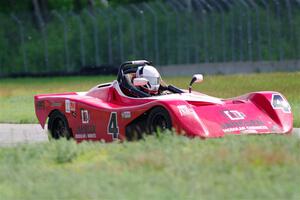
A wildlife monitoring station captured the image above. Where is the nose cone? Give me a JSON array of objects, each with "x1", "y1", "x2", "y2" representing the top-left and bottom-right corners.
[{"x1": 186, "y1": 100, "x2": 292, "y2": 138}]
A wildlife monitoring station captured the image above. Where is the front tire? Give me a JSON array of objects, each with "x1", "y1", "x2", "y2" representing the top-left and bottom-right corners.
[
  {"x1": 146, "y1": 107, "x2": 172, "y2": 134},
  {"x1": 48, "y1": 110, "x2": 72, "y2": 139}
]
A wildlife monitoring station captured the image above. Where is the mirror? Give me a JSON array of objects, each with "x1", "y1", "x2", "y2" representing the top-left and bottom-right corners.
[
  {"x1": 133, "y1": 78, "x2": 148, "y2": 87},
  {"x1": 192, "y1": 74, "x2": 203, "y2": 83},
  {"x1": 189, "y1": 74, "x2": 204, "y2": 93}
]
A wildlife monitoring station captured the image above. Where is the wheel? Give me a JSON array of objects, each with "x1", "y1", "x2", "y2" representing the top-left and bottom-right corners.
[
  {"x1": 48, "y1": 110, "x2": 72, "y2": 139},
  {"x1": 147, "y1": 107, "x2": 172, "y2": 134}
]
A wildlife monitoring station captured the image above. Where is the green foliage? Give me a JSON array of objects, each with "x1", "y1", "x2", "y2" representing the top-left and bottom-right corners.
[
  {"x1": 0, "y1": 2, "x2": 300, "y2": 76},
  {"x1": 109, "y1": 0, "x2": 154, "y2": 6},
  {"x1": 0, "y1": 134, "x2": 300, "y2": 199},
  {"x1": 48, "y1": 0, "x2": 78, "y2": 11},
  {"x1": 0, "y1": 0, "x2": 31, "y2": 13}
]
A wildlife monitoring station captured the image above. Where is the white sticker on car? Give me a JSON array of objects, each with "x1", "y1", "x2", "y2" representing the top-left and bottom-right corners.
[
  {"x1": 177, "y1": 105, "x2": 193, "y2": 116},
  {"x1": 223, "y1": 110, "x2": 245, "y2": 120},
  {"x1": 81, "y1": 109, "x2": 90, "y2": 124},
  {"x1": 70, "y1": 101, "x2": 76, "y2": 112},
  {"x1": 65, "y1": 100, "x2": 70, "y2": 113},
  {"x1": 121, "y1": 111, "x2": 131, "y2": 119}
]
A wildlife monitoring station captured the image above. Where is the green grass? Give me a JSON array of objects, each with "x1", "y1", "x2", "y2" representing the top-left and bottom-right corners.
[
  {"x1": 0, "y1": 134, "x2": 300, "y2": 200},
  {"x1": 0, "y1": 72, "x2": 299, "y2": 126},
  {"x1": 0, "y1": 73, "x2": 300, "y2": 199}
]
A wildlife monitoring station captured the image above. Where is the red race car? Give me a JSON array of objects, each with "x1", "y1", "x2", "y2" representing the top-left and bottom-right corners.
[{"x1": 34, "y1": 60, "x2": 293, "y2": 142}]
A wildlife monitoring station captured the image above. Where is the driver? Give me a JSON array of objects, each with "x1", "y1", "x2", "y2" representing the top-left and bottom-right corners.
[{"x1": 135, "y1": 65, "x2": 162, "y2": 95}]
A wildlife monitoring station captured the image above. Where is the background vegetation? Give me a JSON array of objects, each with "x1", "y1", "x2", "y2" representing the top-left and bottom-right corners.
[{"x1": 1, "y1": 0, "x2": 300, "y2": 76}]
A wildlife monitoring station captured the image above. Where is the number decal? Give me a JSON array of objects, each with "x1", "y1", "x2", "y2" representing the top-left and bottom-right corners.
[{"x1": 107, "y1": 112, "x2": 119, "y2": 140}]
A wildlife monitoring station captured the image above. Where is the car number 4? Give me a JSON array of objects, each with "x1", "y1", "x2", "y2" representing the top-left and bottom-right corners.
[{"x1": 107, "y1": 112, "x2": 119, "y2": 140}]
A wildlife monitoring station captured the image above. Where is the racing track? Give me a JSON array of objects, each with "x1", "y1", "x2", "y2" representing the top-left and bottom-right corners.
[{"x1": 0, "y1": 124, "x2": 299, "y2": 146}]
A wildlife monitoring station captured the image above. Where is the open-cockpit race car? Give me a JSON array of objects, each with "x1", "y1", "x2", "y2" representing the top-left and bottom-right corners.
[{"x1": 35, "y1": 60, "x2": 293, "y2": 142}]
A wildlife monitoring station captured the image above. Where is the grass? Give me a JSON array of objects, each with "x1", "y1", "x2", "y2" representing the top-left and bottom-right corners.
[
  {"x1": 0, "y1": 72, "x2": 299, "y2": 126},
  {"x1": 0, "y1": 133, "x2": 300, "y2": 200},
  {"x1": 0, "y1": 72, "x2": 300, "y2": 199}
]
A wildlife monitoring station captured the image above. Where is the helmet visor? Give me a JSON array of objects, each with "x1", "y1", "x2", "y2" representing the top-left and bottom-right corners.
[{"x1": 144, "y1": 76, "x2": 160, "y2": 85}]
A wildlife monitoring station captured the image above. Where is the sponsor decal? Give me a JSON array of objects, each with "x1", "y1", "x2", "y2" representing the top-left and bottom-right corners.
[
  {"x1": 65, "y1": 100, "x2": 76, "y2": 113},
  {"x1": 75, "y1": 124, "x2": 96, "y2": 139},
  {"x1": 71, "y1": 111, "x2": 77, "y2": 118},
  {"x1": 121, "y1": 111, "x2": 131, "y2": 119},
  {"x1": 222, "y1": 119, "x2": 264, "y2": 129},
  {"x1": 81, "y1": 109, "x2": 90, "y2": 124},
  {"x1": 65, "y1": 100, "x2": 70, "y2": 113},
  {"x1": 223, "y1": 110, "x2": 245, "y2": 120},
  {"x1": 271, "y1": 94, "x2": 291, "y2": 113},
  {"x1": 70, "y1": 101, "x2": 76, "y2": 111},
  {"x1": 221, "y1": 119, "x2": 268, "y2": 133},
  {"x1": 107, "y1": 112, "x2": 119, "y2": 140},
  {"x1": 177, "y1": 105, "x2": 194, "y2": 116},
  {"x1": 51, "y1": 102, "x2": 62, "y2": 107},
  {"x1": 223, "y1": 126, "x2": 268, "y2": 133},
  {"x1": 241, "y1": 129, "x2": 258, "y2": 134},
  {"x1": 36, "y1": 101, "x2": 45, "y2": 110},
  {"x1": 271, "y1": 125, "x2": 280, "y2": 132}
]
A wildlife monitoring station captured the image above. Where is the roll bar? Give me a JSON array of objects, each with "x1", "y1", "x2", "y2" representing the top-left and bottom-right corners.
[
  {"x1": 116, "y1": 60, "x2": 153, "y2": 97},
  {"x1": 122, "y1": 60, "x2": 152, "y2": 67},
  {"x1": 117, "y1": 60, "x2": 152, "y2": 82}
]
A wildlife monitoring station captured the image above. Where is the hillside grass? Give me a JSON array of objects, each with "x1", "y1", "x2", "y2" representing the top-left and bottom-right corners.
[
  {"x1": 0, "y1": 72, "x2": 299, "y2": 126},
  {"x1": 0, "y1": 133, "x2": 300, "y2": 200}
]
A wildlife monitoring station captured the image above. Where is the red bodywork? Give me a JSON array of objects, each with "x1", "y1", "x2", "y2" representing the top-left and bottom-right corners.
[{"x1": 34, "y1": 80, "x2": 293, "y2": 142}]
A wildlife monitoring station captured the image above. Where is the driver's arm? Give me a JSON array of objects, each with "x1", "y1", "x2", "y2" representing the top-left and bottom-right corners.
[
  {"x1": 158, "y1": 85, "x2": 169, "y2": 95},
  {"x1": 158, "y1": 84, "x2": 184, "y2": 94},
  {"x1": 159, "y1": 85, "x2": 168, "y2": 91}
]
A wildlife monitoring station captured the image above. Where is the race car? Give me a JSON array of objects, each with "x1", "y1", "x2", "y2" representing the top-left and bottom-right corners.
[{"x1": 34, "y1": 60, "x2": 293, "y2": 142}]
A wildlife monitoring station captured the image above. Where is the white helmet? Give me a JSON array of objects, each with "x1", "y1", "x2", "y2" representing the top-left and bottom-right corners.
[{"x1": 136, "y1": 65, "x2": 161, "y2": 94}]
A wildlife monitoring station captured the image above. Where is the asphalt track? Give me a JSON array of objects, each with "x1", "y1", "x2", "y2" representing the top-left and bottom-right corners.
[
  {"x1": 0, "y1": 124, "x2": 299, "y2": 147},
  {"x1": 0, "y1": 124, "x2": 48, "y2": 146}
]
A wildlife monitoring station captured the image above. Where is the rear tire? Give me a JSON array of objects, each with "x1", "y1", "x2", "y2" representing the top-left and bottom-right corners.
[
  {"x1": 48, "y1": 110, "x2": 72, "y2": 139},
  {"x1": 146, "y1": 107, "x2": 172, "y2": 134}
]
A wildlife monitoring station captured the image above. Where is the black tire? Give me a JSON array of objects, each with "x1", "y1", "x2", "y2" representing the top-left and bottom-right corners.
[
  {"x1": 48, "y1": 110, "x2": 72, "y2": 139},
  {"x1": 147, "y1": 107, "x2": 172, "y2": 134}
]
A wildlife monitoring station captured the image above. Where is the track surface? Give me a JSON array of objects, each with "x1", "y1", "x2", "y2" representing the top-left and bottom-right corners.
[
  {"x1": 0, "y1": 124, "x2": 48, "y2": 146},
  {"x1": 0, "y1": 124, "x2": 299, "y2": 146}
]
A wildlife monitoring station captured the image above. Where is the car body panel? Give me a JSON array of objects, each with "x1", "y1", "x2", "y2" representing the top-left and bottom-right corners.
[{"x1": 35, "y1": 80, "x2": 293, "y2": 142}]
